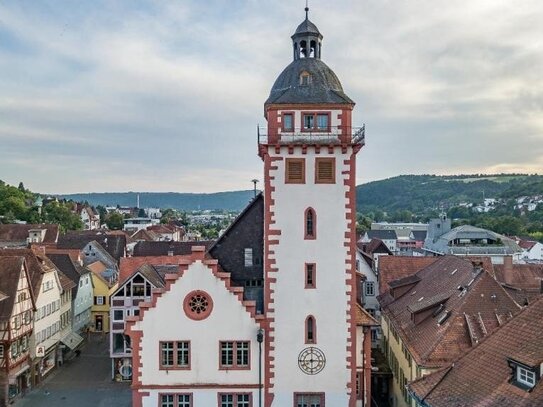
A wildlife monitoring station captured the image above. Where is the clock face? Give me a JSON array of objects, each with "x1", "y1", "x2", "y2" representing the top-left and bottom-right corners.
[{"x1": 298, "y1": 347, "x2": 326, "y2": 375}]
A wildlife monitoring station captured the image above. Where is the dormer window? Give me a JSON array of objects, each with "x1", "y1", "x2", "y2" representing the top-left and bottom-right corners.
[
  {"x1": 517, "y1": 366, "x2": 536, "y2": 388},
  {"x1": 508, "y1": 358, "x2": 540, "y2": 390},
  {"x1": 300, "y1": 71, "x2": 311, "y2": 86}
]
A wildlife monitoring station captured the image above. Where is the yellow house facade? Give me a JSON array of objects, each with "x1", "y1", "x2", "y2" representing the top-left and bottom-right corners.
[{"x1": 90, "y1": 272, "x2": 116, "y2": 333}]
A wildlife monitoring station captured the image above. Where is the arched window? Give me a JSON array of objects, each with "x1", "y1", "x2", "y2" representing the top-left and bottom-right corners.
[
  {"x1": 310, "y1": 40, "x2": 316, "y2": 57},
  {"x1": 300, "y1": 40, "x2": 307, "y2": 58},
  {"x1": 305, "y1": 208, "x2": 316, "y2": 239},
  {"x1": 305, "y1": 316, "x2": 316, "y2": 344}
]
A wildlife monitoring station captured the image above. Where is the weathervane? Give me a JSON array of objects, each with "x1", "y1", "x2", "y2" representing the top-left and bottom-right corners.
[{"x1": 305, "y1": 0, "x2": 309, "y2": 19}]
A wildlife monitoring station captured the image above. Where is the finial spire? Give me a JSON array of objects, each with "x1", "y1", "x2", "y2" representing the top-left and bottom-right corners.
[{"x1": 305, "y1": 0, "x2": 309, "y2": 20}]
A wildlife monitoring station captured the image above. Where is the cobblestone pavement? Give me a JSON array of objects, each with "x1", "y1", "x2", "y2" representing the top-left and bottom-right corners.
[{"x1": 15, "y1": 333, "x2": 131, "y2": 407}]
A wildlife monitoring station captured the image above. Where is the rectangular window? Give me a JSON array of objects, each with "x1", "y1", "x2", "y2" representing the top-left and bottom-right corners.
[
  {"x1": 365, "y1": 281, "x2": 375, "y2": 296},
  {"x1": 113, "y1": 309, "x2": 124, "y2": 321},
  {"x1": 177, "y1": 394, "x2": 192, "y2": 407},
  {"x1": 517, "y1": 367, "x2": 536, "y2": 387},
  {"x1": 285, "y1": 158, "x2": 306, "y2": 184},
  {"x1": 95, "y1": 296, "x2": 105, "y2": 305},
  {"x1": 294, "y1": 393, "x2": 324, "y2": 407},
  {"x1": 316, "y1": 113, "x2": 329, "y2": 130},
  {"x1": 302, "y1": 112, "x2": 330, "y2": 131},
  {"x1": 220, "y1": 341, "x2": 250, "y2": 369},
  {"x1": 219, "y1": 393, "x2": 252, "y2": 407},
  {"x1": 159, "y1": 341, "x2": 190, "y2": 369},
  {"x1": 160, "y1": 342, "x2": 174, "y2": 367},
  {"x1": 305, "y1": 263, "x2": 316, "y2": 289},
  {"x1": 161, "y1": 394, "x2": 174, "y2": 407},
  {"x1": 315, "y1": 157, "x2": 335, "y2": 184},
  {"x1": 303, "y1": 114, "x2": 314, "y2": 130},
  {"x1": 282, "y1": 112, "x2": 294, "y2": 132},
  {"x1": 176, "y1": 341, "x2": 190, "y2": 368},
  {"x1": 244, "y1": 248, "x2": 253, "y2": 267}
]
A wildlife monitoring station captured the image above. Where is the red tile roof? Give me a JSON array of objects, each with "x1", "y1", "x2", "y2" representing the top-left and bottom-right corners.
[
  {"x1": 378, "y1": 256, "x2": 439, "y2": 295},
  {"x1": 119, "y1": 255, "x2": 192, "y2": 284},
  {"x1": 380, "y1": 256, "x2": 521, "y2": 368},
  {"x1": 0, "y1": 224, "x2": 59, "y2": 244},
  {"x1": 409, "y1": 297, "x2": 543, "y2": 406}
]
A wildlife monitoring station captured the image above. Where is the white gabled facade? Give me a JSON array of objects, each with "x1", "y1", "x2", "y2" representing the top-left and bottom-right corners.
[{"x1": 127, "y1": 248, "x2": 264, "y2": 407}]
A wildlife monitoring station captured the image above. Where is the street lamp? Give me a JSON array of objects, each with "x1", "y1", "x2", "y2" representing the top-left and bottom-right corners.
[{"x1": 257, "y1": 328, "x2": 264, "y2": 407}]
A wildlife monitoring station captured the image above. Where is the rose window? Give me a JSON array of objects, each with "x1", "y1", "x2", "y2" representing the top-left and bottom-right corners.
[{"x1": 183, "y1": 290, "x2": 213, "y2": 321}]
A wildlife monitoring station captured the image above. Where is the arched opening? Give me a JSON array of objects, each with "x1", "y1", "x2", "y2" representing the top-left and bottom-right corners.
[
  {"x1": 305, "y1": 315, "x2": 316, "y2": 344},
  {"x1": 310, "y1": 40, "x2": 316, "y2": 57},
  {"x1": 300, "y1": 40, "x2": 307, "y2": 58},
  {"x1": 304, "y1": 208, "x2": 316, "y2": 239},
  {"x1": 293, "y1": 42, "x2": 298, "y2": 60}
]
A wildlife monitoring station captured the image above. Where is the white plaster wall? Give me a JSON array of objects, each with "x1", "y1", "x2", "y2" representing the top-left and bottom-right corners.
[
  {"x1": 133, "y1": 260, "x2": 261, "y2": 386},
  {"x1": 356, "y1": 252, "x2": 379, "y2": 313},
  {"x1": 268, "y1": 145, "x2": 352, "y2": 404},
  {"x1": 32, "y1": 271, "x2": 62, "y2": 356},
  {"x1": 141, "y1": 389, "x2": 258, "y2": 407},
  {"x1": 526, "y1": 243, "x2": 543, "y2": 260}
]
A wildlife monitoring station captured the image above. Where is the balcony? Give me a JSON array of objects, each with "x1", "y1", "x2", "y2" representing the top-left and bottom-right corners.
[{"x1": 257, "y1": 125, "x2": 365, "y2": 146}]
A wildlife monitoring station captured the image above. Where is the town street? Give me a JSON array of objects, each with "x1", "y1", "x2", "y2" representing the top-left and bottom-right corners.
[{"x1": 15, "y1": 334, "x2": 131, "y2": 407}]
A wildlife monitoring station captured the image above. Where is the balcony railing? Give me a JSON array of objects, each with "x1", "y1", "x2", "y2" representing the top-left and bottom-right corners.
[{"x1": 257, "y1": 125, "x2": 365, "y2": 146}]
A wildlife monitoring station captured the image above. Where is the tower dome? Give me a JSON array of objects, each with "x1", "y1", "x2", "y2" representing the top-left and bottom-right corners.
[{"x1": 265, "y1": 9, "x2": 353, "y2": 106}]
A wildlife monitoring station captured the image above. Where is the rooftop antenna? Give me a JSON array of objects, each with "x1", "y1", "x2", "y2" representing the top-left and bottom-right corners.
[
  {"x1": 305, "y1": 0, "x2": 309, "y2": 19},
  {"x1": 251, "y1": 179, "x2": 259, "y2": 198}
]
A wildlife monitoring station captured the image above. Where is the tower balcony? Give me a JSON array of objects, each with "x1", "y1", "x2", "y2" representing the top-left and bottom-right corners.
[{"x1": 257, "y1": 125, "x2": 365, "y2": 147}]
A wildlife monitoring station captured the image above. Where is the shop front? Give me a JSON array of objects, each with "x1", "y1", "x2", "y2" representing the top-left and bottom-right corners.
[
  {"x1": 7, "y1": 362, "x2": 31, "y2": 404},
  {"x1": 32, "y1": 346, "x2": 57, "y2": 386},
  {"x1": 112, "y1": 357, "x2": 133, "y2": 382}
]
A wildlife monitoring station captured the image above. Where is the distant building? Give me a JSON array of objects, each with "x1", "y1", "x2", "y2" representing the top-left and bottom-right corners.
[
  {"x1": 123, "y1": 218, "x2": 159, "y2": 232},
  {"x1": 360, "y1": 230, "x2": 398, "y2": 253},
  {"x1": 0, "y1": 224, "x2": 59, "y2": 248},
  {"x1": 423, "y1": 216, "x2": 522, "y2": 263}
]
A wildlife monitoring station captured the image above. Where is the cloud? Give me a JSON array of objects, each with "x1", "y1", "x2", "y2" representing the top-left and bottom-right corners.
[{"x1": 0, "y1": 0, "x2": 542, "y2": 193}]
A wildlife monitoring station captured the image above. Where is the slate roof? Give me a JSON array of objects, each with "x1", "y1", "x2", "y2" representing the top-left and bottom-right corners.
[
  {"x1": 380, "y1": 256, "x2": 520, "y2": 368},
  {"x1": 0, "y1": 224, "x2": 59, "y2": 245},
  {"x1": 378, "y1": 256, "x2": 438, "y2": 295},
  {"x1": 266, "y1": 58, "x2": 353, "y2": 105},
  {"x1": 0, "y1": 256, "x2": 25, "y2": 321},
  {"x1": 293, "y1": 18, "x2": 321, "y2": 37},
  {"x1": 133, "y1": 241, "x2": 214, "y2": 257},
  {"x1": 408, "y1": 298, "x2": 543, "y2": 406},
  {"x1": 57, "y1": 231, "x2": 126, "y2": 262},
  {"x1": 366, "y1": 230, "x2": 398, "y2": 240},
  {"x1": 47, "y1": 253, "x2": 84, "y2": 297},
  {"x1": 411, "y1": 230, "x2": 427, "y2": 241}
]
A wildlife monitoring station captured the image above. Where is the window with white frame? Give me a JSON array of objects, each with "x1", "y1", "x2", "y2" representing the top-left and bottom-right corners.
[
  {"x1": 365, "y1": 281, "x2": 375, "y2": 296},
  {"x1": 517, "y1": 366, "x2": 536, "y2": 387},
  {"x1": 244, "y1": 248, "x2": 253, "y2": 267}
]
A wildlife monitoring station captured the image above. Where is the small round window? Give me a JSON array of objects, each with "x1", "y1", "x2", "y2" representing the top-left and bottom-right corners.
[{"x1": 183, "y1": 290, "x2": 213, "y2": 321}]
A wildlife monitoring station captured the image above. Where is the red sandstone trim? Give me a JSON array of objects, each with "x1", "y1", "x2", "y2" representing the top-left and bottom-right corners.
[
  {"x1": 158, "y1": 340, "x2": 191, "y2": 371},
  {"x1": 293, "y1": 392, "x2": 326, "y2": 406},
  {"x1": 280, "y1": 111, "x2": 295, "y2": 132},
  {"x1": 157, "y1": 392, "x2": 194, "y2": 407},
  {"x1": 315, "y1": 157, "x2": 336, "y2": 184},
  {"x1": 183, "y1": 290, "x2": 213, "y2": 321},
  {"x1": 133, "y1": 384, "x2": 261, "y2": 390},
  {"x1": 300, "y1": 111, "x2": 331, "y2": 133}
]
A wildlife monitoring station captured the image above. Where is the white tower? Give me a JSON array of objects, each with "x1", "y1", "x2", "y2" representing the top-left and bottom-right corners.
[{"x1": 259, "y1": 8, "x2": 364, "y2": 407}]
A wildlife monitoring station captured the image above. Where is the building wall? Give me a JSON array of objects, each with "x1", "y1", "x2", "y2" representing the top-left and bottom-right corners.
[
  {"x1": 31, "y1": 271, "x2": 62, "y2": 357},
  {"x1": 129, "y1": 259, "x2": 262, "y2": 406},
  {"x1": 381, "y1": 316, "x2": 437, "y2": 407},
  {"x1": 264, "y1": 144, "x2": 354, "y2": 406},
  {"x1": 90, "y1": 274, "x2": 112, "y2": 333},
  {"x1": 73, "y1": 272, "x2": 93, "y2": 333}
]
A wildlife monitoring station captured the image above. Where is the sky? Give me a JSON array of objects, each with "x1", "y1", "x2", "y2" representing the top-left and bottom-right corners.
[{"x1": 0, "y1": 0, "x2": 542, "y2": 194}]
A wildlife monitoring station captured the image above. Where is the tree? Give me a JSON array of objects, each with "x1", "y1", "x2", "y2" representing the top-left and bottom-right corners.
[
  {"x1": 18, "y1": 182, "x2": 25, "y2": 192},
  {"x1": 105, "y1": 212, "x2": 124, "y2": 230},
  {"x1": 42, "y1": 202, "x2": 83, "y2": 232}
]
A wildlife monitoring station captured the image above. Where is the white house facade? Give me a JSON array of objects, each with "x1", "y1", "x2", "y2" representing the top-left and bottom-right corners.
[{"x1": 126, "y1": 248, "x2": 264, "y2": 407}]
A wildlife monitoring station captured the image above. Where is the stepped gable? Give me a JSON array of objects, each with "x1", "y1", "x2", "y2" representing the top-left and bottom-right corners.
[
  {"x1": 380, "y1": 256, "x2": 520, "y2": 368},
  {"x1": 408, "y1": 298, "x2": 543, "y2": 406},
  {"x1": 125, "y1": 246, "x2": 265, "y2": 331}
]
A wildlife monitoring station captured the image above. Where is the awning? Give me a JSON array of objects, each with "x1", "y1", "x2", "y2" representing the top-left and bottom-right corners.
[{"x1": 60, "y1": 331, "x2": 84, "y2": 351}]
